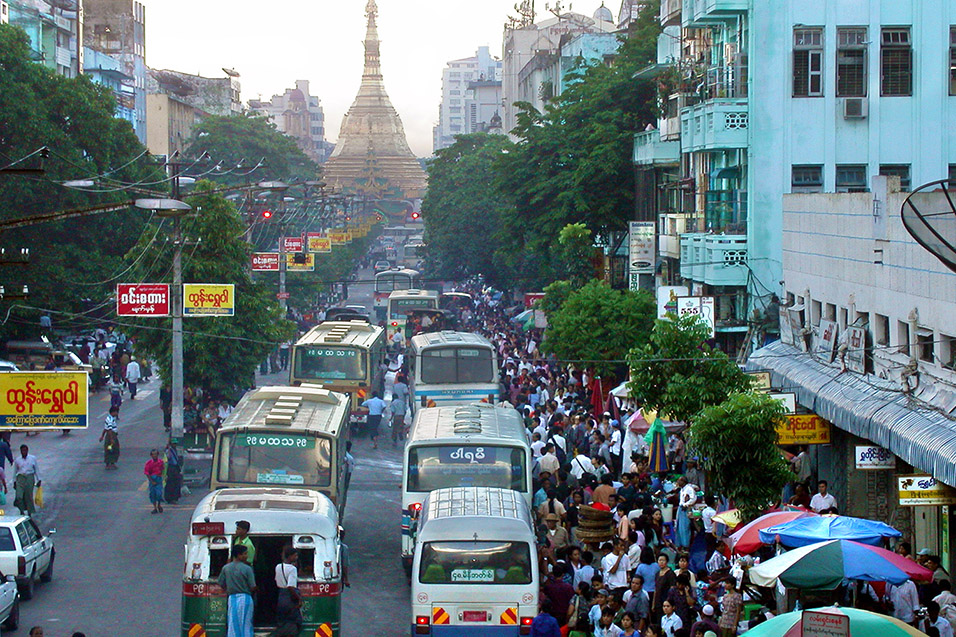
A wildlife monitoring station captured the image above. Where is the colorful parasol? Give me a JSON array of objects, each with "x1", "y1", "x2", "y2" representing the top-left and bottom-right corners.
[{"x1": 744, "y1": 605, "x2": 927, "y2": 637}]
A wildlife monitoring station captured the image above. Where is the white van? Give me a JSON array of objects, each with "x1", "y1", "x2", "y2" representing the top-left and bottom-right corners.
[{"x1": 410, "y1": 487, "x2": 538, "y2": 636}]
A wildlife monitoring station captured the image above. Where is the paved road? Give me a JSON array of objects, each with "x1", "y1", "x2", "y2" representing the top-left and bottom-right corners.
[{"x1": 16, "y1": 265, "x2": 413, "y2": 635}]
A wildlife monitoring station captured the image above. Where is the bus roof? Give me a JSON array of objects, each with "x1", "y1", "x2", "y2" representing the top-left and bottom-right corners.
[
  {"x1": 388, "y1": 289, "x2": 438, "y2": 299},
  {"x1": 408, "y1": 403, "x2": 528, "y2": 445},
  {"x1": 410, "y1": 330, "x2": 493, "y2": 350},
  {"x1": 375, "y1": 268, "x2": 419, "y2": 278},
  {"x1": 419, "y1": 487, "x2": 533, "y2": 540},
  {"x1": 295, "y1": 321, "x2": 384, "y2": 349},
  {"x1": 189, "y1": 488, "x2": 339, "y2": 537},
  {"x1": 219, "y1": 385, "x2": 350, "y2": 436}
]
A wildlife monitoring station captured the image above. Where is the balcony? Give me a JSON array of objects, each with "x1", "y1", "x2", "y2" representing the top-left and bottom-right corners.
[
  {"x1": 680, "y1": 233, "x2": 748, "y2": 286},
  {"x1": 704, "y1": 189, "x2": 747, "y2": 232},
  {"x1": 661, "y1": 0, "x2": 681, "y2": 26},
  {"x1": 660, "y1": 115, "x2": 681, "y2": 141},
  {"x1": 660, "y1": 234, "x2": 682, "y2": 259},
  {"x1": 680, "y1": 98, "x2": 748, "y2": 153},
  {"x1": 682, "y1": 0, "x2": 747, "y2": 25},
  {"x1": 633, "y1": 130, "x2": 680, "y2": 167}
]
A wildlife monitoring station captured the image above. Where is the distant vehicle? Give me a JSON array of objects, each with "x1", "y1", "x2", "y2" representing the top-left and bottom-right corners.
[
  {"x1": 0, "y1": 515, "x2": 54, "y2": 601},
  {"x1": 408, "y1": 331, "x2": 497, "y2": 410},
  {"x1": 3, "y1": 341, "x2": 91, "y2": 373},
  {"x1": 324, "y1": 307, "x2": 370, "y2": 323},
  {"x1": 386, "y1": 289, "x2": 439, "y2": 336},
  {"x1": 0, "y1": 361, "x2": 18, "y2": 373},
  {"x1": 374, "y1": 268, "x2": 421, "y2": 321},
  {"x1": 374, "y1": 260, "x2": 391, "y2": 273}
]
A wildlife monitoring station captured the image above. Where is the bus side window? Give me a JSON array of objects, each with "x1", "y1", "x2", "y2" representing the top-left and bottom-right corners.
[
  {"x1": 298, "y1": 548, "x2": 315, "y2": 578},
  {"x1": 209, "y1": 548, "x2": 229, "y2": 578}
]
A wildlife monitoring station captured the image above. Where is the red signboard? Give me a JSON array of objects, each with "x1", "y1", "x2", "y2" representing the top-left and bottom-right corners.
[
  {"x1": 282, "y1": 236, "x2": 303, "y2": 252},
  {"x1": 191, "y1": 521, "x2": 225, "y2": 536},
  {"x1": 251, "y1": 252, "x2": 280, "y2": 271},
  {"x1": 116, "y1": 284, "x2": 170, "y2": 317},
  {"x1": 524, "y1": 293, "x2": 545, "y2": 308},
  {"x1": 276, "y1": 292, "x2": 290, "y2": 299}
]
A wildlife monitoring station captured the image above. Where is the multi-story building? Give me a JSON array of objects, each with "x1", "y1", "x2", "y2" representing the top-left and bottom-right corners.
[
  {"x1": 83, "y1": 46, "x2": 137, "y2": 132},
  {"x1": 1, "y1": 2, "x2": 10, "y2": 25},
  {"x1": 249, "y1": 80, "x2": 328, "y2": 163},
  {"x1": 617, "y1": 0, "x2": 648, "y2": 28},
  {"x1": 433, "y1": 46, "x2": 501, "y2": 152},
  {"x1": 463, "y1": 77, "x2": 503, "y2": 136},
  {"x1": 83, "y1": 0, "x2": 147, "y2": 143},
  {"x1": 7, "y1": 0, "x2": 83, "y2": 78}
]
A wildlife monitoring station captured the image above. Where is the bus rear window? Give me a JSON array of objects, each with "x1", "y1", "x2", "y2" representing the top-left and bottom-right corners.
[
  {"x1": 419, "y1": 541, "x2": 532, "y2": 585},
  {"x1": 407, "y1": 445, "x2": 526, "y2": 492},
  {"x1": 420, "y1": 347, "x2": 494, "y2": 384},
  {"x1": 0, "y1": 529, "x2": 15, "y2": 551},
  {"x1": 293, "y1": 347, "x2": 366, "y2": 381}
]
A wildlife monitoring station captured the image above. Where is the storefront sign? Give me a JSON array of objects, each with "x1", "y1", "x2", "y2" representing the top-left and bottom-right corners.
[
  {"x1": 524, "y1": 293, "x2": 545, "y2": 308},
  {"x1": 308, "y1": 235, "x2": 332, "y2": 253},
  {"x1": 285, "y1": 253, "x2": 315, "y2": 271},
  {"x1": 183, "y1": 284, "x2": 235, "y2": 317},
  {"x1": 656, "y1": 286, "x2": 689, "y2": 318},
  {"x1": 746, "y1": 371, "x2": 772, "y2": 392},
  {"x1": 330, "y1": 231, "x2": 351, "y2": 245},
  {"x1": 844, "y1": 326, "x2": 867, "y2": 374},
  {"x1": 628, "y1": 221, "x2": 656, "y2": 289},
  {"x1": 116, "y1": 283, "x2": 170, "y2": 317},
  {"x1": 676, "y1": 296, "x2": 715, "y2": 338},
  {"x1": 814, "y1": 319, "x2": 838, "y2": 362},
  {"x1": 801, "y1": 610, "x2": 849, "y2": 637},
  {"x1": 251, "y1": 253, "x2": 280, "y2": 271},
  {"x1": 776, "y1": 414, "x2": 831, "y2": 445},
  {"x1": 898, "y1": 474, "x2": 956, "y2": 506},
  {"x1": 0, "y1": 372, "x2": 88, "y2": 429},
  {"x1": 855, "y1": 445, "x2": 895, "y2": 470},
  {"x1": 769, "y1": 392, "x2": 797, "y2": 414},
  {"x1": 282, "y1": 236, "x2": 303, "y2": 253}
]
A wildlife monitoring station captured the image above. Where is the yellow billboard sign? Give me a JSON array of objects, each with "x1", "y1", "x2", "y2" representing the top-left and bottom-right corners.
[
  {"x1": 0, "y1": 372, "x2": 89, "y2": 429},
  {"x1": 898, "y1": 475, "x2": 956, "y2": 506},
  {"x1": 285, "y1": 253, "x2": 316, "y2": 271},
  {"x1": 776, "y1": 414, "x2": 831, "y2": 445},
  {"x1": 307, "y1": 236, "x2": 332, "y2": 253},
  {"x1": 330, "y1": 231, "x2": 351, "y2": 245},
  {"x1": 183, "y1": 284, "x2": 235, "y2": 317}
]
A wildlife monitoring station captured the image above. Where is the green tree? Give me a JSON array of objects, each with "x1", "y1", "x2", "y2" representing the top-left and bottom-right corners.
[
  {"x1": 0, "y1": 24, "x2": 160, "y2": 336},
  {"x1": 627, "y1": 313, "x2": 752, "y2": 424},
  {"x1": 185, "y1": 114, "x2": 320, "y2": 185},
  {"x1": 557, "y1": 222, "x2": 595, "y2": 287},
  {"x1": 537, "y1": 279, "x2": 573, "y2": 317},
  {"x1": 543, "y1": 280, "x2": 655, "y2": 377},
  {"x1": 123, "y1": 183, "x2": 295, "y2": 398},
  {"x1": 421, "y1": 133, "x2": 515, "y2": 288},
  {"x1": 691, "y1": 392, "x2": 793, "y2": 519}
]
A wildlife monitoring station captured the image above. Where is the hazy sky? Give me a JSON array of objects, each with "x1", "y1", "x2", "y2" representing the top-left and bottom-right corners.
[{"x1": 145, "y1": 0, "x2": 613, "y2": 157}]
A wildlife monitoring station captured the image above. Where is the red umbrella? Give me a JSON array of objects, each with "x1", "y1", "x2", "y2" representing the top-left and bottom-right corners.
[
  {"x1": 729, "y1": 510, "x2": 818, "y2": 555},
  {"x1": 590, "y1": 376, "x2": 604, "y2": 416}
]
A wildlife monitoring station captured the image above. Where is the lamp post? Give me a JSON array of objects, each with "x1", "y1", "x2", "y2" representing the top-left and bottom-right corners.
[{"x1": 134, "y1": 196, "x2": 192, "y2": 443}]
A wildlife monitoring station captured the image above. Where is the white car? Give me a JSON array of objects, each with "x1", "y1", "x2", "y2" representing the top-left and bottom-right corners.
[
  {"x1": 0, "y1": 570, "x2": 18, "y2": 631},
  {"x1": 0, "y1": 516, "x2": 54, "y2": 601}
]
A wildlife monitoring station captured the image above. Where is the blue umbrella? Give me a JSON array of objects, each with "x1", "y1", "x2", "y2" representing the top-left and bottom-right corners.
[
  {"x1": 645, "y1": 417, "x2": 668, "y2": 474},
  {"x1": 758, "y1": 514, "x2": 901, "y2": 548}
]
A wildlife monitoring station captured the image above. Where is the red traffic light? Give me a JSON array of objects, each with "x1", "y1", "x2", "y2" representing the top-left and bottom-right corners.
[
  {"x1": 411, "y1": 212, "x2": 420, "y2": 220},
  {"x1": 261, "y1": 210, "x2": 273, "y2": 219}
]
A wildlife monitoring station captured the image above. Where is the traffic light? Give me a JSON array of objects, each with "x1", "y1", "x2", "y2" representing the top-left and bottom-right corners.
[
  {"x1": 261, "y1": 209, "x2": 273, "y2": 219},
  {"x1": 410, "y1": 211, "x2": 420, "y2": 220}
]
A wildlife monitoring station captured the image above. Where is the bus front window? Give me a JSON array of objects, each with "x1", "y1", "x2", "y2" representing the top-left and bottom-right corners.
[
  {"x1": 293, "y1": 347, "x2": 366, "y2": 381},
  {"x1": 407, "y1": 445, "x2": 526, "y2": 492},
  {"x1": 419, "y1": 541, "x2": 532, "y2": 585},
  {"x1": 218, "y1": 432, "x2": 332, "y2": 487},
  {"x1": 420, "y1": 347, "x2": 493, "y2": 384}
]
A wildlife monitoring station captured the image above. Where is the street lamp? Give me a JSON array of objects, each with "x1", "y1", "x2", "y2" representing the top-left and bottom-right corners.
[{"x1": 134, "y1": 197, "x2": 193, "y2": 444}]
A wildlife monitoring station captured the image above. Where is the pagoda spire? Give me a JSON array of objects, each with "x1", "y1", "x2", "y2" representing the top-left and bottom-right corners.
[{"x1": 363, "y1": 0, "x2": 382, "y2": 80}]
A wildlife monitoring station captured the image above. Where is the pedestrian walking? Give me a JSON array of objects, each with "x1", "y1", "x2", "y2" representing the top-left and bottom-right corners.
[
  {"x1": 125, "y1": 356, "x2": 141, "y2": 399},
  {"x1": 218, "y1": 544, "x2": 257, "y2": 637},
  {"x1": 13, "y1": 445, "x2": 40, "y2": 517},
  {"x1": 390, "y1": 387, "x2": 408, "y2": 446},
  {"x1": 274, "y1": 546, "x2": 303, "y2": 636},
  {"x1": 144, "y1": 449, "x2": 164, "y2": 514},
  {"x1": 361, "y1": 392, "x2": 385, "y2": 449},
  {"x1": 99, "y1": 406, "x2": 120, "y2": 469},
  {"x1": 164, "y1": 443, "x2": 182, "y2": 504}
]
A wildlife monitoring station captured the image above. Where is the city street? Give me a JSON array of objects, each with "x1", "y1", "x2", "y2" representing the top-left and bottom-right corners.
[{"x1": 15, "y1": 271, "x2": 412, "y2": 635}]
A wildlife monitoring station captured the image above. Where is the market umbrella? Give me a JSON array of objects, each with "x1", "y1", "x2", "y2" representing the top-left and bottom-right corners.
[
  {"x1": 712, "y1": 509, "x2": 742, "y2": 528},
  {"x1": 604, "y1": 391, "x2": 620, "y2": 423},
  {"x1": 645, "y1": 416, "x2": 668, "y2": 474},
  {"x1": 758, "y1": 514, "x2": 901, "y2": 549},
  {"x1": 730, "y1": 510, "x2": 818, "y2": 555},
  {"x1": 744, "y1": 605, "x2": 926, "y2": 637},
  {"x1": 749, "y1": 539, "x2": 934, "y2": 590}
]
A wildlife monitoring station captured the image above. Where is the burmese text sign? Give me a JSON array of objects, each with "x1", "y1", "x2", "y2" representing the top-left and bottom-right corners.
[
  {"x1": 285, "y1": 253, "x2": 316, "y2": 271},
  {"x1": 776, "y1": 414, "x2": 831, "y2": 445},
  {"x1": 0, "y1": 372, "x2": 88, "y2": 429},
  {"x1": 308, "y1": 235, "x2": 332, "y2": 253},
  {"x1": 116, "y1": 283, "x2": 170, "y2": 317},
  {"x1": 801, "y1": 611, "x2": 849, "y2": 637},
  {"x1": 251, "y1": 253, "x2": 280, "y2": 271},
  {"x1": 282, "y1": 236, "x2": 303, "y2": 253},
  {"x1": 898, "y1": 474, "x2": 956, "y2": 506},
  {"x1": 183, "y1": 284, "x2": 235, "y2": 317}
]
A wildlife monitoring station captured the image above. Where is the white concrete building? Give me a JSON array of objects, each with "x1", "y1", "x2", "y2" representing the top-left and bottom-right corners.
[
  {"x1": 249, "y1": 80, "x2": 328, "y2": 163},
  {"x1": 1, "y1": 2, "x2": 10, "y2": 24},
  {"x1": 433, "y1": 46, "x2": 501, "y2": 152}
]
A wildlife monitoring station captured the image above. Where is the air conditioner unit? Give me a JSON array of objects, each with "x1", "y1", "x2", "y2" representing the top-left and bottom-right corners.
[{"x1": 843, "y1": 97, "x2": 868, "y2": 119}]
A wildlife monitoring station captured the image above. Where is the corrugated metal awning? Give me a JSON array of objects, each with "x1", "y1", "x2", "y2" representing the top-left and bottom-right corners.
[{"x1": 746, "y1": 340, "x2": 956, "y2": 487}]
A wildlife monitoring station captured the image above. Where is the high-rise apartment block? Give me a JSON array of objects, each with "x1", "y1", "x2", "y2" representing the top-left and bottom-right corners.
[
  {"x1": 249, "y1": 80, "x2": 330, "y2": 164},
  {"x1": 433, "y1": 46, "x2": 502, "y2": 152}
]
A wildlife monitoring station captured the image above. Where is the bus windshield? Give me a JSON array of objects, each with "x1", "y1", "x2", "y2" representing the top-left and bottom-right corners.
[
  {"x1": 217, "y1": 431, "x2": 332, "y2": 487},
  {"x1": 420, "y1": 347, "x2": 494, "y2": 384},
  {"x1": 389, "y1": 299, "x2": 435, "y2": 320},
  {"x1": 407, "y1": 445, "x2": 527, "y2": 492},
  {"x1": 419, "y1": 541, "x2": 532, "y2": 585},
  {"x1": 375, "y1": 273, "x2": 414, "y2": 293},
  {"x1": 293, "y1": 346, "x2": 366, "y2": 381}
]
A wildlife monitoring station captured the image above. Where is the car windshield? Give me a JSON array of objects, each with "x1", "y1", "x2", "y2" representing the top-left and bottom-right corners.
[
  {"x1": 217, "y1": 432, "x2": 332, "y2": 487},
  {"x1": 419, "y1": 541, "x2": 532, "y2": 585}
]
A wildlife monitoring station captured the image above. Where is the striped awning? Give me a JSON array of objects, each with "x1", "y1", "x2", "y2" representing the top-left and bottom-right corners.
[{"x1": 746, "y1": 340, "x2": 956, "y2": 487}]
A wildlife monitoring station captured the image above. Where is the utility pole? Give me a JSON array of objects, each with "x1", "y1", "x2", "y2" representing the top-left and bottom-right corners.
[
  {"x1": 170, "y1": 163, "x2": 185, "y2": 443},
  {"x1": 278, "y1": 218, "x2": 287, "y2": 313}
]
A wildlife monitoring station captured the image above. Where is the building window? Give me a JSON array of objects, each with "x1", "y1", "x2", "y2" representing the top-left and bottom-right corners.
[
  {"x1": 897, "y1": 320, "x2": 911, "y2": 356},
  {"x1": 836, "y1": 164, "x2": 867, "y2": 192},
  {"x1": 825, "y1": 303, "x2": 836, "y2": 322},
  {"x1": 879, "y1": 164, "x2": 911, "y2": 191},
  {"x1": 793, "y1": 28, "x2": 824, "y2": 97},
  {"x1": 917, "y1": 329, "x2": 934, "y2": 363},
  {"x1": 811, "y1": 300, "x2": 822, "y2": 326},
  {"x1": 950, "y1": 27, "x2": 956, "y2": 95},
  {"x1": 941, "y1": 333, "x2": 956, "y2": 370},
  {"x1": 875, "y1": 314, "x2": 890, "y2": 346},
  {"x1": 792, "y1": 165, "x2": 824, "y2": 192},
  {"x1": 881, "y1": 28, "x2": 912, "y2": 96},
  {"x1": 837, "y1": 28, "x2": 867, "y2": 97}
]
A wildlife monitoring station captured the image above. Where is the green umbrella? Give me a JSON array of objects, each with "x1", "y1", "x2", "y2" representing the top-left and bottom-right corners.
[{"x1": 745, "y1": 605, "x2": 927, "y2": 637}]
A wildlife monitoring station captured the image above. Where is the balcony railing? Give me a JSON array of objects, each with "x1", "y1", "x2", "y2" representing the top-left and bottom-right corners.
[
  {"x1": 633, "y1": 130, "x2": 680, "y2": 167},
  {"x1": 680, "y1": 98, "x2": 749, "y2": 153},
  {"x1": 661, "y1": 0, "x2": 682, "y2": 26},
  {"x1": 679, "y1": 233, "x2": 748, "y2": 286}
]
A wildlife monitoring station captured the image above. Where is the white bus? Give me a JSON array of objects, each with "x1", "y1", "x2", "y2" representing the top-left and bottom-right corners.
[
  {"x1": 401, "y1": 404, "x2": 532, "y2": 571},
  {"x1": 410, "y1": 487, "x2": 538, "y2": 636},
  {"x1": 373, "y1": 268, "x2": 420, "y2": 321},
  {"x1": 386, "y1": 289, "x2": 439, "y2": 337},
  {"x1": 408, "y1": 331, "x2": 498, "y2": 411}
]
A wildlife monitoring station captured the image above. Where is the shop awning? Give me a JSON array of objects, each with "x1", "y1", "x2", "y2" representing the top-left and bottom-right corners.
[{"x1": 746, "y1": 340, "x2": 956, "y2": 487}]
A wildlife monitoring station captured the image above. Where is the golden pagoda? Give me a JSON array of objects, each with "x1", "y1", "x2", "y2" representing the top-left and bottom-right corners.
[{"x1": 323, "y1": 0, "x2": 427, "y2": 200}]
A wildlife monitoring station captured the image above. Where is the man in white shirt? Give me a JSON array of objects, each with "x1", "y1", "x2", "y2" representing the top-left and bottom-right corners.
[
  {"x1": 609, "y1": 423, "x2": 623, "y2": 475},
  {"x1": 570, "y1": 453, "x2": 593, "y2": 480},
  {"x1": 530, "y1": 433, "x2": 545, "y2": 459},
  {"x1": 601, "y1": 539, "x2": 630, "y2": 593},
  {"x1": 539, "y1": 444, "x2": 560, "y2": 475},
  {"x1": 13, "y1": 445, "x2": 40, "y2": 517},
  {"x1": 927, "y1": 601, "x2": 955, "y2": 637},
  {"x1": 274, "y1": 546, "x2": 302, "y2": 631},
  {"x1": 125, "y1": 357, "x2": 141, "y2": 399},
  {"x1": 889, "y1": 578, "x2": 920, "y2": 624},
  {"x1": 810, "y1": 480, "x2": 838, "y2": 513}
]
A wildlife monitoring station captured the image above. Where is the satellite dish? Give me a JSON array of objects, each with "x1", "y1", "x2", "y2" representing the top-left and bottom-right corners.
[
  {"x1": 222, "y1": 68, "x2": 240, "y2": 78},
  {"x1": 901, "y1": 179, "x2": 956, "y2": 273}
]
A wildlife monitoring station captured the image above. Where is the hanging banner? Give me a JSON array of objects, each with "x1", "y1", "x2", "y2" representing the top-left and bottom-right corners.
[
  {"x1": 0, "y1": 372, "x2": 89, "y2": 429},
  {"x1": 628, "y1": 221, "x2": 655, "y2": 290},
  {"x1": 183, "y1": 284, "x2": 235, "y2": 317},
  {"x1": 308, "y1": 236, "x2": 332, "y2": 253},
  {"x1": 285, "y1": 253, "x2": 315, "y2": 271},
  {"x1": 768, "y1": 392, "x2": 797, "y2": 414},
  {"x1": 282, "y1": 236, "x2": 304, "y2": 253},
  {"x1": 898, "y1": 475, "x2": 956, "y2": 506},
  {"x1": 814, "y1": 319, "x2": 838, "y2": 362},
  {"x1": 116, "y1": 283, "x2": 170, "y2": 317},
  {"x1": 251, "y1": 253, "x2": 280, "y2": 271},
  {"x1": 746, "y1": 371, "x2": 772, "y2": 392},
  {"x1": 776, "y1": 414, "x2": 831, "y2": 445}
]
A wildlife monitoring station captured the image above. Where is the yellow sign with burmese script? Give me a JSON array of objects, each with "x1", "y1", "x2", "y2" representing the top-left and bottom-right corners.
[
  {"x1": 330, "y1": 231, "x2": 351, "y2": 245},
  {"x1": 183, "y1": 284, "x2": 235, "y2": 317},
  {"x1": 0, "y1": 372, "x2": 88, "y2": 429},
  {"x1": 776, "y1": 414, "x2": 831, "y2": 445}
]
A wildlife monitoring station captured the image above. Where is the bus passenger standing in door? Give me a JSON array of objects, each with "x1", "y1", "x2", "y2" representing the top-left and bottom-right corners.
[{"x1": 218, "y1": 544, "x2": 257, "y2": 637}]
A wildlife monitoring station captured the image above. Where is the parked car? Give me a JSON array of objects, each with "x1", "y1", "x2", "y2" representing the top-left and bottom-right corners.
[
  {"x1": 0, "y1": 516, "x2": 54, "y2": 600},
  {"x1": 0, "y1": 569, "x2": 18, "y2": 630}
]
